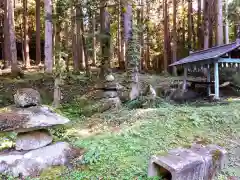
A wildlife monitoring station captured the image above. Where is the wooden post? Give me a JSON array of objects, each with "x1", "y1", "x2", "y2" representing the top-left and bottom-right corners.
[
  {"x1": 183, "y1": 66, "x2": 187, "y2": 90},
  {"x1": 207, "y1": 64, "x2": 211, "y2": 95},
  {"x1": 214, "y1": 61, "x2": 219, "y2": 99}
]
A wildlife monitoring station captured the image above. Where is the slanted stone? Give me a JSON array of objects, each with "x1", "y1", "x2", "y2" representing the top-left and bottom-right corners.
[
  {"x1": 148, "y1": 145, "x2": 227, "y2": 180},
  {"x1": 14, "y1": 88, "x2": 41, "y2": 108},
  {"x1": 104, "y1": 82, "x2": 124, "y2": 91},
  {"x1": 0, "y1": 105, "x2": 70, "y2": 132},
  {"x1": 0, "y1": 142, "x2": 84, "y2": 177},
  {"x1": 16, "y1": 129, "x2": 53, "y2": 151},
  {"x1": 103, "y1": 91, "x2": 118, "y2": 98}
]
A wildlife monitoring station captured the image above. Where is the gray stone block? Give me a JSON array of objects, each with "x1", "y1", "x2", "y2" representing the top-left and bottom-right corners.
[{"x1": 147, "y1": 144, "x2": 227, "y2": 180}]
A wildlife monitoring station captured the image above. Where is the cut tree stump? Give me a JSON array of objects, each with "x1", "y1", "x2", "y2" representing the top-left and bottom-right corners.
[{"x1": 147, "y1": 144, "x2": 227, "y2": 180}]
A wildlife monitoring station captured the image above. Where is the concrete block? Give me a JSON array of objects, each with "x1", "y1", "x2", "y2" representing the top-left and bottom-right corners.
[{"x1": 147, "y1": 144, "x2": 227, "y2": 180}]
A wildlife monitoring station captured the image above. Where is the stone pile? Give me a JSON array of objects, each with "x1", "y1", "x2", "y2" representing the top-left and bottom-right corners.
[
  {"x1": 0, "y1": 88, "x2": 83, "y2": 177},
  {"x1": 86, "y1": 74, "x2": 123, "y2": 108}
]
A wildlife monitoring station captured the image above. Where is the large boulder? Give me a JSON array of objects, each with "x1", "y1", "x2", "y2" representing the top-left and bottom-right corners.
[
  {"x1": 16, "y1": 129, "x2": 53, "y2": 151},
  {"x1": 0, "y1": 105, "x2": 70, "y2": 132},
  {"x1": 0, "y1": 142, "x2": 84, "y2": 177},
  {"x1": 14, "y1": 88, "x2": 41, "y2": 108}
]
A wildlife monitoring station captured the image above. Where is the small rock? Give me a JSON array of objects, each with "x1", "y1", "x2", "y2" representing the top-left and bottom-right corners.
[
  {"x1": 14, "y1": 88, "x2": 41, "y2": 108},
  {"x1": 16, "y1": 129, "x2": 53, "y2": 151},
  {"x1": 105, "y1": 74, "x2": 115, "y2": 82},
  {"x1": 0, "y1": 105, "x2": 70, "y2": 132}
]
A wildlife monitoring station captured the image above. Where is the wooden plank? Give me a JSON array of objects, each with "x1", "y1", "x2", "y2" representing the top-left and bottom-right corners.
[
  {"x1": 207, "y1": 67, "x2": 211, "y2": 96},
  {"x1": 218, "y1": 58, "x2": 240, "y2": 63},
  {"x1": 214, "y1": 61, "x2": 220, "y2": 99}
]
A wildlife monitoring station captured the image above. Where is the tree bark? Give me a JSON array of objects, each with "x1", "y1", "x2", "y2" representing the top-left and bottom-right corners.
[
  {"x1": 146, "y1": 0, "x2": 150, "y2": 70},
  {"x1": 182, "y1": 0, "x2": 186, "y2": 48},
  {"x1": 188, "y1": 0, "x2": 193, "y2": 51},
  {"x1": 64, "y1": 21, "x2": 70, "y2": 72},
  {"x1": 99, "y1": 2, "x2": 111, "y2": 79},
  {"x1": 76, "y1": 1, "x2": 84, "y2": 70},
  {"x1": 172, "y1": 0, "x2": 177, "y2": 76},
  {"x1": 208, "y1": 0, "x2": 214, "y2": 47},
  {"x1": 44, "y1": 0, "x2": 53, "y2": 73},
  {"x1": 203, "y1": 0, "x2": 209, "y2": 49},
  {"x1": 4, "y1": 0, "x2": 10, "y2": 68},
  {"x1": 216, "y1": 0, "x2": 224, "y2": 45},
  {"x1": 36, "y1": 0, "x2": 41, "y2": 65},
  {"x1": 71, "y1": 6, "x2": 78, "y2": 71},
  {"x1": 197, "y1": 0, "x2": 202, "y2": 49},
  {"x1": 225, "y1": 0, "x2": 229, "y2": 44},
  {"x1": 80, "y1": 5, "x2": 90, "y2": 76},
  {"x1": 23, "y1": 0, "x2": 30, "y2": 67},
  {"x1": 140, "y1": 0, "x2": 144, "y2": 72},
  {"x1": 92, "y1": 12, "x2": 96, "y2": 67},
  {"x1": 7, "y1": 0, "x2": 18, "y2": 74},
  {"x1": 117, "y1": 0, "x2": 124, "y2": 69},
  {"x1": 163, "y1": 0, "x2": 169, "y2": 73}
]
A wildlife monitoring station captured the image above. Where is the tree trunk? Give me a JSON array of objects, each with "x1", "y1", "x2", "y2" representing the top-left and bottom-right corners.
[
  {"x1": 64, "y1": 21, "x2": 70, "y2": 72},
  {"x1": 163, "y1": 0, "x2": 169, "y2": 73},
  {"x1": 4, "y1": 0, "x2": 10, "y2": 69},
  {"x1": 44, "y1": 0, "x2": 53, "y2": 73},
  {"x1": 225, "y1": 0, "x2": 229, "y2": 44},
  {"x1": 52, "y1": 2, "x2": 56, "y2": 68},
  {"x1": 188, "y1": 0, "x2": 193, "y2": 51},
  {"x1": 99, "y1": 2, "x2": 111, "y2": 79},
  {"x1": 146, "y1": 0, "x2": 150, "y2": 70},
  {"x1": 172, "y1": 0, "x2": 177, "y2": 76},
  {"x1": 23, "y1": 0, "x2": 30, "y2": 67},
  {"x1": 182, "y1": 0, "x2": 186, "y2": 48},
  {"x1": 71, "y1": 6, "x2": 78, "y2": 71},
  {"x1": 140, "y1": 0, "x2": 144, "y2": 72},
  {"x1": 203, "y1": 0, "x2": 209, "y2": 49},
  {"x1": 197, "y1": 0, "x2": 202, "y2": 49},
  {"x1": 80, "y1": 5, "x2": 90, "y2": 77},
  {"x1": 92, "y1": 12, "x2": 96, "y2": 67},
  {"x1": 36, "y1": 0, "x2": 41, "y2": 65},
  {"x1": 76, "y1": 1, "x2": 84, "y2": 70},
  {"x1": 208, "y1": 0, "x2": 214, "y2": 47},
  {"x1": 117, "y1": 0, "x2": 124, "y2": 69},
  {"x1": 7, "y1": 0, "x2": 18, "y2": 74},
  {"x1": 216, "y1": 0, "x2": 224, "y2": 45}
]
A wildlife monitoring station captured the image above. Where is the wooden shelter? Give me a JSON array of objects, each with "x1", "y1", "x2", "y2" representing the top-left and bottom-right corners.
[{"x1": 170, "y1": 41, "x2": 240, "y2": 99}]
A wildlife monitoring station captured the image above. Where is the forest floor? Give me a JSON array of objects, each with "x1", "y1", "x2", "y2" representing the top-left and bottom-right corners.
[{"x1": 0, "y1": 72, "x2": 239, "y2": 180}]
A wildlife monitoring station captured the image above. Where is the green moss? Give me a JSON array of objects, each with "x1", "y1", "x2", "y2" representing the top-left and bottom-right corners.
[
  {"x1": 182, "y1": 143, "x2": 192, "y2": 149},
  {"x1": 39, "y1": 166, "x2": 66, "y2": 180},
  {"x1": 211, "y1": 149, "x2": 222, "y2": 165},
  {"x1": 156, "y1": 150, "x2": 168, "y2": 156},
  {"x1": 194, "y1": 137, "x2": 212, "y2": 145}
]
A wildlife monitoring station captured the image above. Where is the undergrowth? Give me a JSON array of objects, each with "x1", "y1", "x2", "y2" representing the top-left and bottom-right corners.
[{"x1": 55, "y1": 101, "x2": 240, "y2": 179}]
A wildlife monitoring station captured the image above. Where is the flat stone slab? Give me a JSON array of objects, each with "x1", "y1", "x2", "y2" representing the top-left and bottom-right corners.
[
  {"x1": 0, "y1": 105, "x2": 70, "y2": 132},
  {"x1": 148, "y1": 144, "x2": 227, "y2": 180},
  {"x1": 16, "y1": 129, "x2": 53, "y2": 151},
  {"x1": 0, "y1": 142, "x2": 84, "y2": 177}
]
